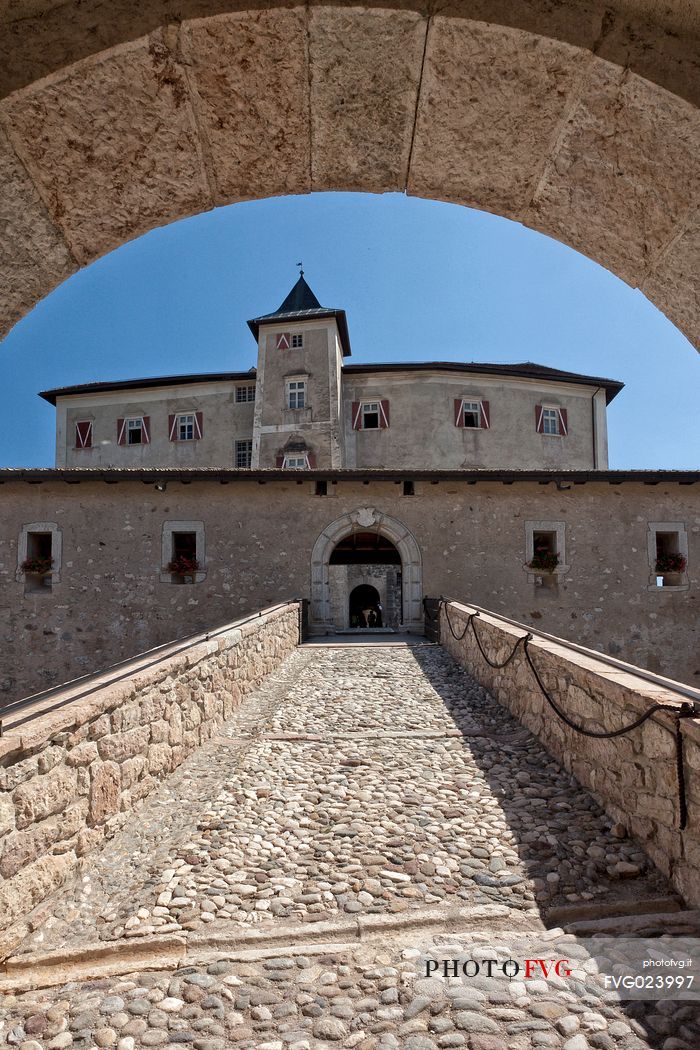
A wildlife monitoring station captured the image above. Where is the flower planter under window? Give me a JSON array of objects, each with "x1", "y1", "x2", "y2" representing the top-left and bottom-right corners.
[
  {"x1": 655, "y1": 553, "x2": 686, "y2": 574},
  {"x1": 527, "y1": 553, "x2": 559, "y2": 573},
  {"x1": 21, "y1": 557, "x2": 54, "y2": 574},
  {"x1": 167, "y1": 556, "x2": 200, "y2": 583}
]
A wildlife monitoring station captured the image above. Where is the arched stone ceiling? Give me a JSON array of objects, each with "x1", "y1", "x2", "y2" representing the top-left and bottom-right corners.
[{"x1": 0, "y1": 2, "x2": 698, "y2": 348}]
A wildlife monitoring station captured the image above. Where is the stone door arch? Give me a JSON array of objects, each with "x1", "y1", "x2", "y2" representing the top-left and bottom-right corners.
[
  {"x1": 0, "y1": 3, "x2": 698, "y2": 349},
  {"x1": 310, "y1": 507, "x2": 423, "y2": 631}
]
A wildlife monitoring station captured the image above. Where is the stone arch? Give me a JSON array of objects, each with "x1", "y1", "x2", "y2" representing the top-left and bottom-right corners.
[
  {"x1": 310, "y1": 507, "x2": 423, "y2": 631},
  {"x1": 0, "y1": 3, "x2": 698, "y2": 348}
]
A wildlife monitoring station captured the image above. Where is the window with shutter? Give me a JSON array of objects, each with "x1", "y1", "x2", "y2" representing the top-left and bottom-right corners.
[
  {"x1": 75, "y1": 420, "x2": 93, "y2": 449},
  {"x1": 455, "y1": 400, "x2": 490, "y2": 429},
  {"x1": 537, "y1": 406, "x2": 566, "y2": 436},
  {"x1": 119, "y1": 416, "x2": 150, "y2": 445}
]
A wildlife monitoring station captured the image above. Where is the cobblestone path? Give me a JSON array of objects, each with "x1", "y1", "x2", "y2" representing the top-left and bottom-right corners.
[{"x1": 1, "y1": 644, "x2": 698, "y2": 1049}]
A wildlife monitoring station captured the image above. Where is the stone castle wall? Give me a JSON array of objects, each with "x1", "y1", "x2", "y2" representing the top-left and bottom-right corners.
[
  {"x1": 0, "y1": 603, "x2": 300, "y2": 957},
  {"x1": 0, "y1": 475, "x2": 698, "y2": 700},
  {"x1": 439, "y1": 600, "x2": 700, "y2": 907}
]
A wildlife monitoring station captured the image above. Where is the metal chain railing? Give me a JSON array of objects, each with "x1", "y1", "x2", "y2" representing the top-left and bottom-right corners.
[{"x1": 433, "y1": 597, "x2": 700, "y2": 830}]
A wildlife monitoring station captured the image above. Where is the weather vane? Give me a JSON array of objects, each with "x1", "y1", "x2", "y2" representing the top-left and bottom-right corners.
[{"x1": 296, "y1": 261, "x2": 304, "y2": 277}]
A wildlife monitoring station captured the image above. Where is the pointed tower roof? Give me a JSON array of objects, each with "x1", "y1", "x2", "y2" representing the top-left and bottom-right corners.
[{"x1": 248, "y1": 274, "x2": 351, "y2": 356}]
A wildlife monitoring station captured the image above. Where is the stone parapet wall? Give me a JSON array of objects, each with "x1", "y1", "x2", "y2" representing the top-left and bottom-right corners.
[
  {"x1": 0, "y1": 602, "x2": 300, "y2": 955},
  {"x1": 439, "y1": 601, "x2": 700, "y2": 907}
]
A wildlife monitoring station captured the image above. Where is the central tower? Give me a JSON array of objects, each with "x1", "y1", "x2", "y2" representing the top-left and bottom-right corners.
[{"x1": 247, "y1": 274, "x2": 351, "y2": 469}]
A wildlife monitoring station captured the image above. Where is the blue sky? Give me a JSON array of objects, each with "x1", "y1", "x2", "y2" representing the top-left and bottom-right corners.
[{"x1": 1, "y1": 191, "x2": 698, "y2": 469}]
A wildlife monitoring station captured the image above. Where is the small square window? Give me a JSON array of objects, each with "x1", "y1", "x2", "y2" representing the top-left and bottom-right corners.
[
  {"x1": 127, "y1": 418, "x2": 143, "y2": 445},
  {"x1": 178, "y1": 414, "x2": 195, "y2": 441},
  {"x1": 288, "y1": 380, "x2": 306, "y2": 410},
  {"x1": 542, "y1": 409, "x2": 559, "y2": 436},
  {"x1": 362, "y1": 402, "x2": 380, "y2": 430},
  {"x1": 291, "y1": 334, "x2": 303, "y2": 348},
  {"x1": 284, "y1": 454, "x2": 308, "y2": 469},
  {"x1": 235, "y1": 440, "x2": 253, "y2": 468},
  {"x1": 236, "y1": 385, "x2": 256, "y2": 403}
]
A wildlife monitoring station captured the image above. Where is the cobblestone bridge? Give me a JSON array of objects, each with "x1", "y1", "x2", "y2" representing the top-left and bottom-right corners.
[{"x1": 1, "y1": 642, "x2": 698, "y2": 1049}]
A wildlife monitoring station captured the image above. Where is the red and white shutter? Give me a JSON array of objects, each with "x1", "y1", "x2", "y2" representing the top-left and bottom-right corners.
[
  {"x1": 352, "y1": 401, "x2": 363, "y2": 430},
  {"x1": 141, "y1": 416, "x2": 151, "y2": 443},
  {"x1": 379, "y1": 400, "x2": 390, "y2": 429},
  {"x1": 75, "y1": 420, "x2": 93, "y2": 448},
  {"x1": 276, "y1": 332, "x2": 290, "y2": 350},
  {"x1": 194, "y1": 412, "x2": 204, "y2": 439},
  {"x1": 275, "y1": 454, "x2": 285, "y2": 467},
  {"x1": 117, "y1": 418, "x2": 127, "y2": 445},
  {"x1": 454, "y1": 399, "x2": 463, "y2": 427},
  {"x1": 168, "y1": 414, "x2": 178, "y2": 441},
  {"x1": 479, "y1": 400, "x2": 490, "y2": 429},
  {"x1": 558, "y1": 408, "x2": 568, "y2": 435},
  {"x1": 535, "y1": 405, "x2": 544, "y2": 434},
  {"x1": 307, "y1": 452, "x2": 317, "y2": 469}
]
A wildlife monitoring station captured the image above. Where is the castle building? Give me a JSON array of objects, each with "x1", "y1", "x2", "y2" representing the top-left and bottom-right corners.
[
  {"x1": 40, "y1": 275, "x2": 622, "y2": 472},
  {"x1": 9, "y1": 274, "x2": 693, "y2": 702}
]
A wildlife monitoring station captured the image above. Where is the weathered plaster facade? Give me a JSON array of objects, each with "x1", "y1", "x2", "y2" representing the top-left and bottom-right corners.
[
  {"x1": 0, "y1": 2, "x2": 697, "y2": 348},
  {"x1": 0, "y1": 471, "x2": 697, "y2": 700}
]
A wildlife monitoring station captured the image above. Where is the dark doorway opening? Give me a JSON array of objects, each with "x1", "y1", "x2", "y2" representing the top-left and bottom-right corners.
[
  {"x1": 349, "y1": 584, "x2": 382, "y2": 628},
  {"x1": 330, "y1": 531, "x2": 401, "y2": 565}
]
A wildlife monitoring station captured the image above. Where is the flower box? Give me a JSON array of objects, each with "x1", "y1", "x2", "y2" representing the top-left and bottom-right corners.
[
  {"x1": 21, "y1": 557, "x2": 54, "y2": 574},
  {"x1": 655, "y1": 553, "x2": 686, "y2": 574},
  {"x1": 527, "y1": 552, "x2": 559, "y2": 573},
  {"x1": 167, "y1": 556, "x2": 200, "y2": 578}
]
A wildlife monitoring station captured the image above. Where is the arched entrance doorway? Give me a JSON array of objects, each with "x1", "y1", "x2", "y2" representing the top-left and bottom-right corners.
[
  {"x1": 330, "y1": 532, "x2": 401, "y2": 628},
  {"x1": 310, "y1": 507, "x2": 423, "y2": 633},
  {"x1": 349, "y1": 584, "x2": 382, "y2": 628}
]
